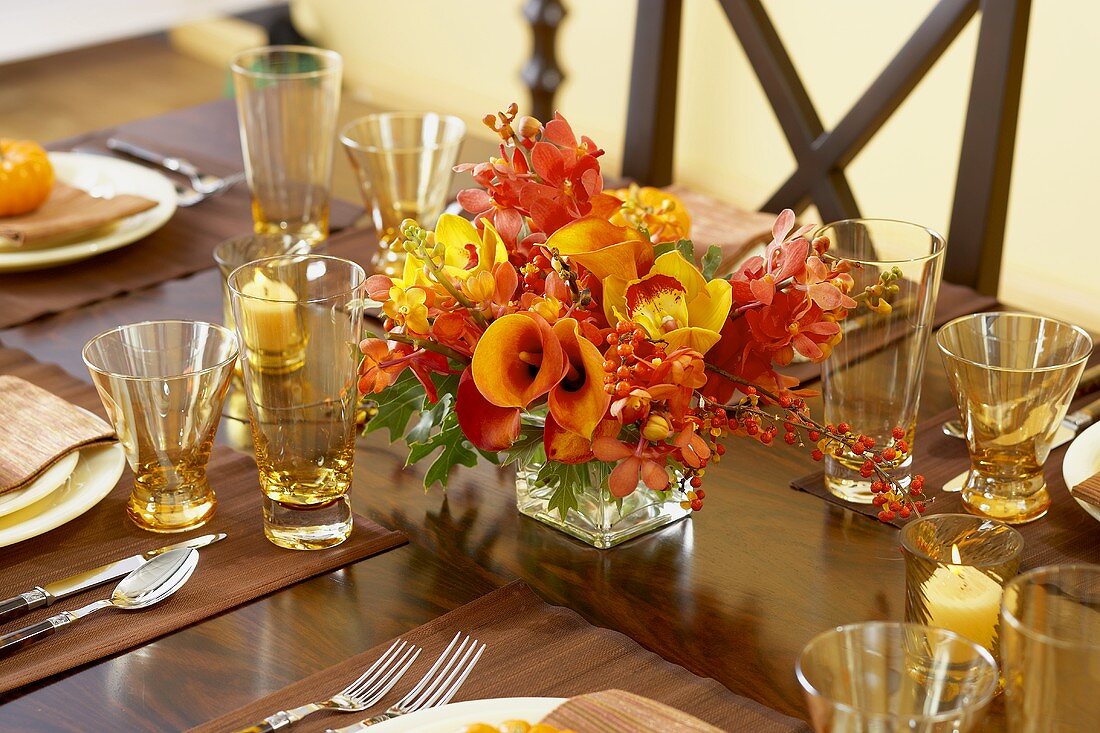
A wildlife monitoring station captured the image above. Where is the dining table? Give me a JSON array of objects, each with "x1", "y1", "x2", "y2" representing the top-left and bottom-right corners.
[{"x1": 0, "y1": 99, "x2": 1078, "y2": 733}]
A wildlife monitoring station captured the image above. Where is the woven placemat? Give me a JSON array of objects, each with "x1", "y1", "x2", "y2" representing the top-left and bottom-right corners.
[
  {"x1": 0, "y1": 345, "x2": 405, "y2": 694},
  {"x1": 187, "y1": 581, "x2": 810, "y2": 733},
  {"x1": 790, "y1": 398, "x2": 1100, "y2": 569}
]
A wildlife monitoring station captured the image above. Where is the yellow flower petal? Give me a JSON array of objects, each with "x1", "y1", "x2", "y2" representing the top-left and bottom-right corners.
[
  {"x1": 601, "y1": 276, "x2": 628, "y2": 326},
  {"x1": 687, "y1": 278, "x2": 732, "y2": 334},
  {"x1": 651, "y1": 251, "x2": 706, "y2": 300},
  {"x1": 434, "y1": 214, "x2": 480, "y2": 269},
  {"x1": 661, "y1": 326, "x2": 722, "y2": 355}
]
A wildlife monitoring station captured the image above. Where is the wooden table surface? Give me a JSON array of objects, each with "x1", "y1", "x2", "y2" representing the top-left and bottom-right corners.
[{"x1": 0, "y1": 104, "x2": 1000, "y2": 732}]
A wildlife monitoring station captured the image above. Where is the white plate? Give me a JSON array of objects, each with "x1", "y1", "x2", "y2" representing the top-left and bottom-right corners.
[
  {"x1": 0, "y1": 443, "x2": 125, "y2": 548},
  {"x1": 0, "y1": 151, "x2": 177, "y2": 272},
  {"x1": 0, "y1": 452, "x2": 79, "y2": 518},
  {"x1": 367, "y1": 697, "x2": 566, "y2": 732},
  {"x1": 1062, "y1": 421, "x2": 1100, "y2": 523}
]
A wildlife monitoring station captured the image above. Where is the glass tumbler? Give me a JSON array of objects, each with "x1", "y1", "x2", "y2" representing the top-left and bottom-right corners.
[
  {"x1": 818, "y1": 220, "x2": 945, "y2": 503},
  {"x1": 937, "y1": 312, "x2": 1092, "y2": 523},
  {"x1": 214, "y1": 234, "x2": 313, "y2": 334},
  {"x1": 340, "y1": 112, "x2": 466, "y2": 276},
  {"x1": 1001, "y1": 565, "x2": 1100, "y2": 732},
  {"x1": 797, "y1": 622, "x2": 998, "y2": 733},
  {"x1": 901, "y1": 513, "x2": 1024, "y2": 661},
  {"x1": 83, "y1": 320, "x2": 238, "y2": 532},
  {"x1": 231, "y1": 46, "x2": 342, "y2": 246},
  {"x1": 229, "y1": 254, "x2": 366, "y2": 550}
]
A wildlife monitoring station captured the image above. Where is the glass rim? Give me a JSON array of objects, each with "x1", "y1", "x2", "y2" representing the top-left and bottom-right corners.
[
  {"x1": 82, "y1": 319, "x2": 239, "y2": 382},
  {"x1": 899, "y1": 513, "x2": 1025, "y2": 568},
  {"x1": 1001, "y1": 564, "x2": 1100, "y2": 649},
  {"x1": 812, "y1": 218, "x2": 946, "y2": 266},
  {"x1": 230, "y1": 45, "x2": 342, "y2": 80},
  {"x1": 228, "y1": 253, "x2": 366, "y2": 304},
  {"x1": 796, "y1": 621, "x2": 998, "y2": 723},
  {"x1": 212, "y1": 234, "x2": 313, "y2": 270},
  {"x1": 339, "y1": 112, "x2": 467, "y2": 154},
  {"x1": 936, "y1": 311, "x2": 1094, "y2": 374}
]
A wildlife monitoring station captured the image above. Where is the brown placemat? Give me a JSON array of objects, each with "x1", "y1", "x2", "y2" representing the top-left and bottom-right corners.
[
  {"x1": 0, "y1": 127, "x2": 362, "y2": 330},
  {"x1": 543, "y1": 689, "x2": 725, "y2": 732},
  {"x1": 779, "y1": 281, "x2": 999, "y2": 386},
  {"x1": 0, "y1": 345, "x2": 406, "y2": 694},
  {"x1": 790, "y1": 400, "x2": 1100, "y2": 569},
  {"x1": 186, "y1": 581, "x2": 810, "y2": 733}
]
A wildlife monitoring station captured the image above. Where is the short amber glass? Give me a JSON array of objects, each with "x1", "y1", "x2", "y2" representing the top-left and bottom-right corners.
[
  {"x1": 901, "y1": 514, "x2": 1023, "y2": 662},
  {"x1": 229, "y1": 254, "x2": 365, "y2": 550},
  {"x1": 83, "y1": 321, "x2": 238, "y2": 532},
  {"x1": 340, "y1": 113, "x2": 466, "y2": 276},
  {"x1": 937, "y1": 313, "x2": 1092, "y2": 524},
  {"x1": 818, "y1": 219, "x2": 945, "y2": 503},
  {"x1": 1001, "y1": 565, "x2": 1100, "y2": 731}
]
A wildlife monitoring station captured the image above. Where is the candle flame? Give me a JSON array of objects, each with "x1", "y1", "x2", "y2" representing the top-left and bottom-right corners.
[{"x1": 949, "y1": 543, "x2": 963, "y2": 577}]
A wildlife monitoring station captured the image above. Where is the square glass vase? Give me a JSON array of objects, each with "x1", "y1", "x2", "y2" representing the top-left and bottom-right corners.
[{"x1": 515, "y1": 453, "x2": 691, "y2": 549}]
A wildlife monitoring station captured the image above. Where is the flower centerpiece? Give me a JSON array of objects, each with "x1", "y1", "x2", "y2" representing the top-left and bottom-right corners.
[{"x1": 358, "y1": 104, "x2": 925, "y2": 548}]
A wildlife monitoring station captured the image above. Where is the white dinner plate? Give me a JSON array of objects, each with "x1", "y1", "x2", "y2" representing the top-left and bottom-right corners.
[
  {"x1": 0, "y1": 443, "x2": 125, "y2": 548},
  {"x1": 0, "y1": 451, "x2": 79, "y2": 518},
  {"x1": 367, "y1": 697, "x2": 566, "y2": 732},
  {"x1": 0, "y1": 151, "x2": 177, "y2": 272},
  {"x1": 1062, "y1": 421, "x2": 1100, "y2": 523}
]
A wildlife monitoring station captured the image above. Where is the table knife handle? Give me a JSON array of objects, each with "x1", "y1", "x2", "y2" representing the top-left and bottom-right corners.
[
  {"x1": 230, "y1": 721, "x2": 279, "y2": 733},
  {"x1": 0, "y1": 613, "x2": 72, "y2": 657},
  {"x1": 1077, "y1": 363, "x2": 1100, "y2": 397},
  {"x1": 0, "y1": 588, "x2": 50, "y2": 622}
]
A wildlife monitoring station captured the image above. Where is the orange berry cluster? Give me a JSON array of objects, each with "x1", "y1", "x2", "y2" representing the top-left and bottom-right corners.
[{"x1": 601, "y1": 322, "x2": 662, "y2": 398}]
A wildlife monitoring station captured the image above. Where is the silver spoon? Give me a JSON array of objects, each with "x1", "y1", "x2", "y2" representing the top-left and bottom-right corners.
[
  {"x1": 941, "y1": 420, "x2": 966, "y2": 439},
  {"x1": 0, "y1": 547, "x2": 198, "y2": 657}
]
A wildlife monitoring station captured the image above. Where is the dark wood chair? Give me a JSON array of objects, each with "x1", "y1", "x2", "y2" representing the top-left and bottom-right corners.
[{"x1": 622, "y1": 0, "x2": 1032, "y2": 295}]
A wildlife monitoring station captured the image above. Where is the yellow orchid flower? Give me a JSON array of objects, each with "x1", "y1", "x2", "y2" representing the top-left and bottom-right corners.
[
  {"x1": 382, "y1": 285, "x2": 430, "y2": 336},
  {"x1": 608, "y1": 251, "x2": 732, "y2": 355},
  {"x1": 399, "y1": 214, "x2": 508, "y2": 289}
]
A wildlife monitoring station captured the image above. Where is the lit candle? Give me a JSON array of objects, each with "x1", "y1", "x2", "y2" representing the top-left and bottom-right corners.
[
  {"x1": 921, "y1": 544, "x2": 1003, "y2": 650},
  {"x1": 238, "y1": 271, "x2": 303, "y2": 361}
]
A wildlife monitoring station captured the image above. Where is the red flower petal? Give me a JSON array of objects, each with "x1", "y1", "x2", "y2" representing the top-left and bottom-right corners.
[{"x1": 455, "y1": 368, "x2": 521, "y2": 451}]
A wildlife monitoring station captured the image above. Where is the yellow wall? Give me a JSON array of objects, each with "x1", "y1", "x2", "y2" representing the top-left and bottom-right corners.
[{"x1": 293, "y1": 0, "x2": 1100, "y2": 330}]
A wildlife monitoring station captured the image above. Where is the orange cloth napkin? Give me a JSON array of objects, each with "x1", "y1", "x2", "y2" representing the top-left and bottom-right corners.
[
  {"x1": 1072, "y1": 472, "x2": 1100, "y2": 508},
  {"x1": 0, "y1": 375, "x2": 115, "y2": 494},
  {"x1": 0, "y1": 182, "x2": 158, "y2": 249},
  {"x1": 541, "y1": 689, "x2": 725, "y2": 732},
  {"x1": 664, "y1": 184, "x2": 776, "y2": 274}
]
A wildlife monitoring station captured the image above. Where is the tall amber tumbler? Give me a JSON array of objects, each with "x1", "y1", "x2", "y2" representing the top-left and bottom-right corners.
[
  {"x1": 229, "y1": 254, "x2": 365, "y2": 550},
  {"x1": 818, "y1": 219, "x2": 945, "y2": 503},
  {"x1": 232, "y1": 46, "x2": 342, "y2": 245},
  {"x1": 937, "y1": 312, "x2": 1092, "y2": 523},
  {"x1": 83, "y1": 321, "x2": 238, "y2": 532}
]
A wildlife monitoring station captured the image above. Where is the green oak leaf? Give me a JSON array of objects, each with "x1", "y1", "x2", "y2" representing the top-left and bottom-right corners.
[
  {"x1": 701, "y1": 244, "x2": 723, "y2": 280},
  {"x1": 362, "y1": 370, "x2": 426, "y2": 442}
]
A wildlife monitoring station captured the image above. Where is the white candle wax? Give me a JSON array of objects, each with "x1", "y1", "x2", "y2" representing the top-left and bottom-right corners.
[
  {"x1": 238, "y1": 271, "x2": 302, "y2": 355},
  {"x1": 921, "y1": 558, "x2": 1003, "y2": 650}
]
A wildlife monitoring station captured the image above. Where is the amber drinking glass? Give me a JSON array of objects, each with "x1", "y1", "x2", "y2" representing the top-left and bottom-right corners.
[
  {"x1": 937, "y1": 312, "x2": 1092, "y2": 523},
  {"x1": 214, "y1": 234, "x2": 313, "y2": 333},
  {"x1": 231, "y1": 46, "x2": 342, "y2": 246},
  {"x1": 229, "y1": 254, "x2": 365, "y2": 550},
  {"x1": 1001, "y1": 565, "x2": 1100, "y2": 731},
  {"x1": 901, "y1": 514, "x2": 1024, "y2": 663},
  {"x1": 818, "y1": 220, "x2": 945, "y2": 503},
  {"x1": 797, "y1": 622, "x2": 998, "y2": 733},
  {"x1": 83, "y1": 321, "x2": 238, "y2": 532},
  {"x1": 340, "y1": 113, "x2": 466, "y2": 276}
]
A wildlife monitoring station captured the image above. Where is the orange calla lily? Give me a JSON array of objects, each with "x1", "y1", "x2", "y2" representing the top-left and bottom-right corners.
[
  {"x1": 620, "y1": 251, "x2": 732, "y2": 355},
  {"x1": 548, "y1": 318, "x2": 611, "y2": 439},
  {"x1": 471, "y1": 312, "x2": 566, "y2": 408},
  {"x1": 544, "y1": 217, "x2": 652, "y2": 281}
]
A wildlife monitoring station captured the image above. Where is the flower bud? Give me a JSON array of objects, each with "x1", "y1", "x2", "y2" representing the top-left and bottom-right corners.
[
  {"x1": 642, "y1": 414, "x2": 672, "y2": 442},
  {"x1": 517, "y1": 115, "x2": 542, "y2": 140},
  {"x1": 464, "y1": 270, "x2": 496, "y2": 303}
]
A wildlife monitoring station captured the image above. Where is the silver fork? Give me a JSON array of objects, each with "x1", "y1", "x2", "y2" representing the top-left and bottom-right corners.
[
  {"x1": 106, "y1": 137, "x2": 243, "y2": 195},
  {"x1": 231, "y1": 639, "x2": 421, "y2": 733},
  {"x1": 326, "y1": 632, "x2": 486, "y2": 732}
]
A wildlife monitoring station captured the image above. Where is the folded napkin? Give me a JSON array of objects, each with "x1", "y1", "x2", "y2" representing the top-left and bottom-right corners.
[
  {"x1": 0, "y1": 375, "x2": 115, "y2": 494},
  {"x1": 0, "y1": 182, "x2": 158, "y2": 249},
  {"x1": 664, "y1": 185, "x2": 776, "y2": 274},
  {"x1": 541, "y1": 689, "x2": 724, "y2": 733},
  {"x1": 1072, "y1": 472, "x2": 1100, "y2": 508}
]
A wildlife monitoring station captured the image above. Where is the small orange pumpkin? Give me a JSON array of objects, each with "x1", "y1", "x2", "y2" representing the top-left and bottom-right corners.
[{"x1": 0, "y1": 139, "x2": 55, "y2": 217}]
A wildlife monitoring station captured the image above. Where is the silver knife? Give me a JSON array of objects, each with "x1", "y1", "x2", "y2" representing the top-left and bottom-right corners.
[
  {"x1": 0, "y1": 532, "x2": 225, "y2": 623},
  {"x1": 942, "y1": 395, "x2": 1100, "y2": 492}
]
